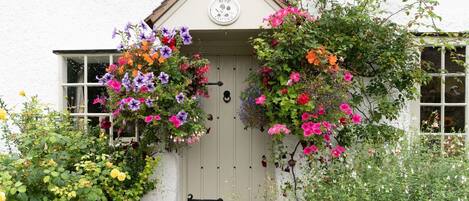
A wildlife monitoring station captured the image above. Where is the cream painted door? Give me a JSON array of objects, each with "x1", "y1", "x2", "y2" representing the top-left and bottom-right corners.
[{"x1": 185, "y1": 55, "x2": 274, "y2": 201}]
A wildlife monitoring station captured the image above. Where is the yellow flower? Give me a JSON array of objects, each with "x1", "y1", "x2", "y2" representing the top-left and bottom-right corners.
[
  {"x1": 0, "y1": 109, "x2": 6, "y2": 121},
  {"x1": 106, "y1": 162, "x2": 113, "y2": 168},
  {"x1": 110, "y1": 169, "x2": 120, "y2": 178},
  {"x1": 19, "y1": 90, "x2": 26, "y2": 97},
  {"x1": 68, "y1": 191, "x2": 76, "y2": 198},
  {"x1": 117, "y1": 172, "x2": 126, "y2": 181},
  {"x1": 0, "y1": 191, "x2": 5, "y2": 201}
]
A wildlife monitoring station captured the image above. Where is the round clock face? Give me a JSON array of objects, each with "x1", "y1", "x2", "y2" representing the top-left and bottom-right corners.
[{"x1": 208, "y1": 0, "x2": 240, "y2": 25}]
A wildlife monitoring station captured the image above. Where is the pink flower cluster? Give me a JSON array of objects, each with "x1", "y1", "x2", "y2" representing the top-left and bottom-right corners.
[
  {"x1": 255, "y1": 95, "x2": 266, "y2": 105},
  {"x1": 264, "y1": 7, "x2": 314, "y2": 28},
  {"x1": 331, "y1": 145, "x2": 346, "y2": 158},
  {"x1": 339, "y1": 103, "x2": 362, "y2": 124},
  {"x1": 268, "y1": 124, "x2": 291, "y2": 135},
  {"x1": 144, "y1": 115, "x2": 161, "y2": 124},
  {"x1": 287, "y1": 71, "x2": 300, "y2": 86},
  {"x1": 303, "y1": 145, "x2": 318, "y2": 155},
  {"x1": 169, "y1": 115, "x2": 182, "y2": 128}
]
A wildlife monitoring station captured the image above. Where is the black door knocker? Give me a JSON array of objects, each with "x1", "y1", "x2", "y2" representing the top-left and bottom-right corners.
[{"x1": 223, "y1": 90, "x2": 231, "y2": 103}]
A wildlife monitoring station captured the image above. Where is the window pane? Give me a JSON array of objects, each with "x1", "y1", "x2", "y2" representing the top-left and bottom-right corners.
[
  {"x1": 445, "y1": 76, "x2": 465, "y2": 103},
  {"x1": 421, "y1": 47, "x2": 442, "y2": 73},
  {"x1": 64, "y1": 86, "x2": 85, "y2": 113},
  {"x1": 88, "y1": 56, "x2": 109, "y2": 83},
  {"x1": 443, "y1": 135, "x2": 465, "y2": 157},
  {"x1": 444, "y1": 106, "x2": 465, "y2": 133},
  {"x1": 420, "y1": 106, "x2": 441, "y2": 133},
  {"x1": 420, "y1": 77, "x2": 441, "y2": 103},
  {"x1": 66, "y1": 57, "x2": 84, "y2": 83},
  {"x1": 88, "y1": 87, "x2": 108, "y2": 113},
  {"x1": 89, "y1": 116, "x2": 111, "y2": 134},
  {"x1": 445, "y1": 46, "x2": 466, "y2": 73}
]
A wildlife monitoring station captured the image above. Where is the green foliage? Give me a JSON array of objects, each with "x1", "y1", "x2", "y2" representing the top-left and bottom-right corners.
[
  {"x1": 0, "y1": 96, "x2": 158, "y2": 200},
  {"x1": 302, "y1": 140, "x2": 469, "y2": 201}
]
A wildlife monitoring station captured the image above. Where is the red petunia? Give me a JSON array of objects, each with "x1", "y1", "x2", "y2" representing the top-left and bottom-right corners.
[{"x1": 297, "y1": 93, "x2": 310, "y2": 105}]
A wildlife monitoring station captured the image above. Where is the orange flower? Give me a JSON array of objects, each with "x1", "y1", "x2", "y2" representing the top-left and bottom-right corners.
[
  {"x1": 306, "y1": 50, "x2": 320, "y2": 65},
  {"x1": 118, "y1": 66, "x2": 125, "y2": 75},
  {"x1": 151, "y1": 52, "x2": 159, "y2": 60},
  {"x1": 142, "y1": 41, "x2": 150, "y2": 51},
  {"x1": 143, "y1": 54, "x2": 154, "y2": 65},
  {"x1": 328, "y1": 55, "x2": 337, "y2": 65},
  {"x1": 132, "y1": 69, "x2": 138, "y2": 77},
  {"x1": 158, "y1": 56, "x2": 166, "y2": 64},
  {"x1": 137, "y1": 64, "x2": 143, "y2": 70},
  {"x1": 329, "y1": 64, "x2": 340, "y2": 73}
]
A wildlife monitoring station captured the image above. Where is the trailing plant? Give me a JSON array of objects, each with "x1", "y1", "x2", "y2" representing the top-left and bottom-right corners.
[
  {"x1": 97, "y1": 22, "x2": 210, "y2": 150},
  {"x1": 0, "y1": 96, "x2": 158, "y2": 200}
]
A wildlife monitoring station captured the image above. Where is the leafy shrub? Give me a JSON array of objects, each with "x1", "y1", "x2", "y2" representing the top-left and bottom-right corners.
[
  {"x1": 0, "y1": 96, "x2": 158, "y2": 200},
  {"x1": 302, "y1": 139, "x2": 469, "y2": 201}
]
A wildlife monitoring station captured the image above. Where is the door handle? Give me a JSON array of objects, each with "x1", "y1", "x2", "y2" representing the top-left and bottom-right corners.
[{"x1": 206, "y1": 81, "x2": 224, "y2": 86}]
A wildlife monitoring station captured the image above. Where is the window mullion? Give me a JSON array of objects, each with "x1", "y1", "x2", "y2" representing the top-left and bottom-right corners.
[
  {"x1": 441, "y1": 48, "x2": 445, "y2": 154},
  {"x1": 465, "y1": 45, "x2": 469, "y2": 158},
  {"x1": 84, "y1": 55, "x2": 88, "y2": 131}
]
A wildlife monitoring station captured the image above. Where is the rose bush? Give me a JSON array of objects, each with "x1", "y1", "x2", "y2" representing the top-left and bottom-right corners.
[{"x1": 98, "y1": 23, "x2": 210, "y2": 150}]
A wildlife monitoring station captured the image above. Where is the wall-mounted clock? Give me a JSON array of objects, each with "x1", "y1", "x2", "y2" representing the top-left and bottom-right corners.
[{"x1": 208, "y1": 0, "x2": 241, "y2": 25}]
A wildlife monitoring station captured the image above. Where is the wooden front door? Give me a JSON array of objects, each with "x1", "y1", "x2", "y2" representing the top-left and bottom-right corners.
[{"x1": 184, "y1": 55, "x2": 273, "y2": 201}]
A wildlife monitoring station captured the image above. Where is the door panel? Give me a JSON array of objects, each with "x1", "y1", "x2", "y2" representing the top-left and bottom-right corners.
[{"x1": 186, "y1": 56, "x2": 273, "y2": 201}]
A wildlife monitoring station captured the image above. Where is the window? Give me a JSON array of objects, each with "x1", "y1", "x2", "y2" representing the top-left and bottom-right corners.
[
  {"x1": 419, "y1": 45, "x2": 468, "y2": 155},
  {"x1": 58, "y1": 52, "x2": 137, "y2": 144}
]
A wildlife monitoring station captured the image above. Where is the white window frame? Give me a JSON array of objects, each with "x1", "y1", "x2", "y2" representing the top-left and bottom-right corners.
[
  {"x1": 412, "y1": 37, "x2": 469, "y2": 156},
  {"x1": 57, "y1": 52, "x2": 138, "y2": 145}
]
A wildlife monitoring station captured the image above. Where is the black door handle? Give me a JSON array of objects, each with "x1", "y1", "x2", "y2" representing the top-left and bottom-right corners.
[{"x1": 188, "y1": 194, "x2": 223, "y2": 201}]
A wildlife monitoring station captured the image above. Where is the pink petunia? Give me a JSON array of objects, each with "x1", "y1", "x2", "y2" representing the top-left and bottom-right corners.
[
  {"x1": 255, "y1": 95, "x2": 266, "y2": 105},
  {"x1": 303, "y1": 145, "x2": 318, "y2": 155},
  {"x1": 301, "y1": 112, "x2": 310, "y2": 121},
  {"x1": 323, "y1": 134, "x2": 331, "y2": 142},
  {"x1": 144, "y1": 115, "x2": 154, "y2": 123},
  {"x1": 268, "y1": 124, "x2": 291, "y2": 135},
  {"x1": 107, "y1": 79, "x2": 122, "y2": 93},
  {"x1": 352, "y1": 114, "x2": 362, "y2": 124},
  {"x1": 339, "y1": 103, "x2": 353, "y2": 115},
  {"x1": 169, "y1": 115, "x2": 182, "y2": 128},
  {"x1": 318, "y1": 107, "x2": 325, "y2": 115},
  {"x1": 331, "y1": 145, "x2": 346, "y2": 158},
  {"x1": 118, "y1": 57, "x2": 127, "y2": 66},
  {"x1": 289, "y1": 71, "x2": 300, "y2": 83},
  {"x1": 302, "y1": 122, "x2": 322, "y2": 137},
  {"x1": 154, "y1": 115, "x2": 161, "y2": 121},
  {"x1": 344, "y1": 71, "x2": 353, "y2": 82},
  {"x1": 322, "y1": 121, "x2": 332, "y2": 131}
]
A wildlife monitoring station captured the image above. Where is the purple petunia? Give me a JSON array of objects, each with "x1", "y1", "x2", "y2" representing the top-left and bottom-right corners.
[
  {"x1": 145, "y1": 99, "x2": 153, "y2": 107},
  {"x1": 177, "y1": 110, "x2": 188, "y2": 122},
  {"x1": 181, "y1": 33, "x2": 192, "y2": 45},
  {"x1": 140, "y1": 21, "x2": 148, "y2": 30},
  {"x1": 117, "y1": 43, "x2": 124, "y2": 51},
  {"x1": 160, "y1": 46, "x2": 172, "y2": 58},
  {"x1": 161, "y1": 27, "x2": 172, "y2": 38},
  {"x1": 147, "y1": 83, "x2": 155, "y2": 92},
  {"x1": 122, "y1": 73, "x2": 131, "y2": 91},
  {"x1": 128, "y1": 98, "x2": 141, "y2": 111},
  {"x1": 133, "y1": 73, "x2": 146, "y2": 87},
  {"x1": 158, "y1": 72, "x2": 169, "y2": 84},
  {"x1": 124, "y1": 22, "x2": 132, "y2": 32},
  {"x1": 176, "y1": 92, "x2": 185, "y2": 103},
  {"x1": 138, "y1": 32, "x2": 146, "y2": 40},
  {"x1": 145, "y1": 72, "x2": 155, "y2": 81},
  {"x1": 96, "y1": 73, "x2": 113, "y2": 84},
  {"x1": 180, "y1": 26, "x2": 189, "y2": 34}
]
